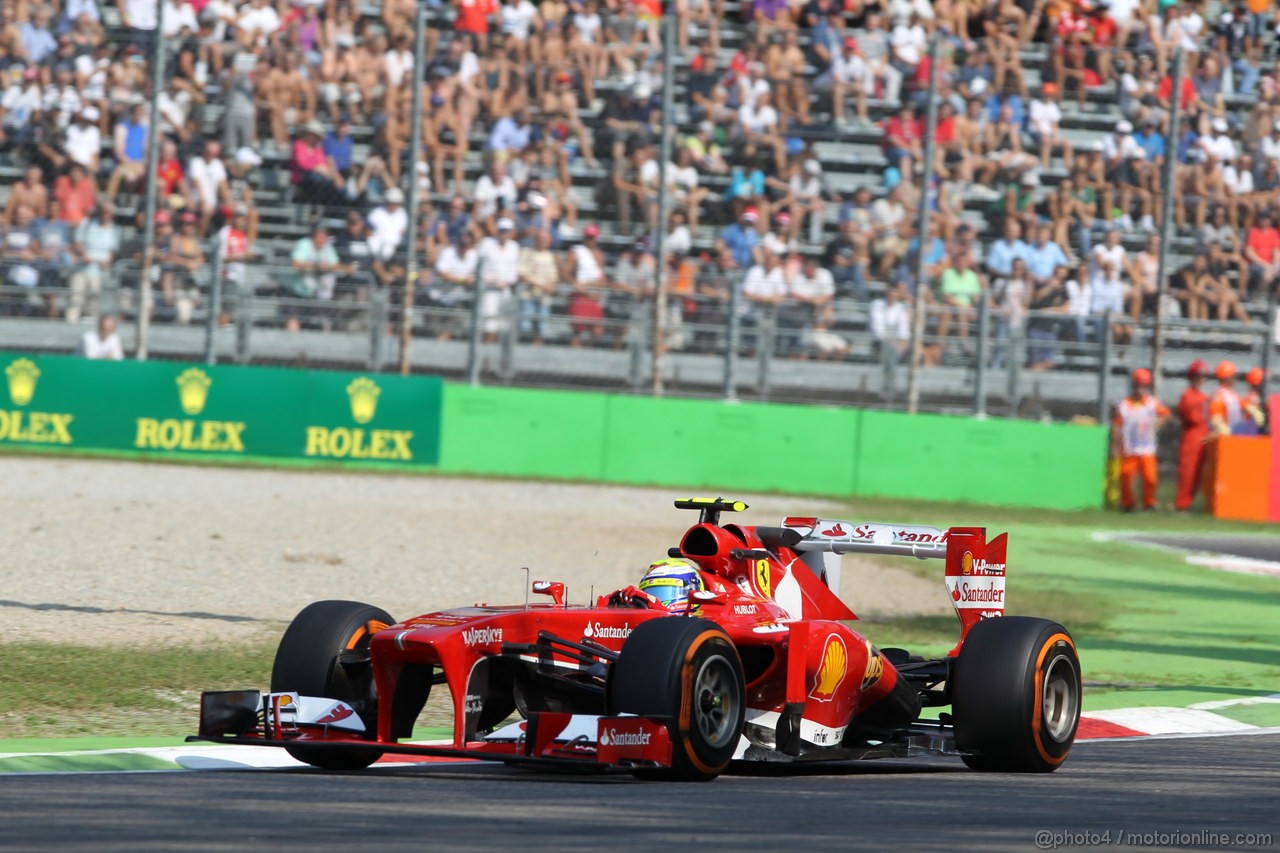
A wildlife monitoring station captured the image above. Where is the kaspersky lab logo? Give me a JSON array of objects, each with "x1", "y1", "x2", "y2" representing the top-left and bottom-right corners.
[
  {"x1": 304, "y1": 376, "x2": 413, "y2": 461},
  {"x1": 134, "y1": 367, "x2": 246, "y2": 453},
  {"x1": 0, "y1": 357, "x2": 73, "y2": 444}
]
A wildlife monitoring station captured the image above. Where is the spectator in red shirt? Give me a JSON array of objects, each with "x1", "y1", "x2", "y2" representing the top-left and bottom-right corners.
[
  {"x1": 1244, "y1": 210, "x2": 1280, "y2": 299},
  {"x1": 883, "y1": 104, "x2": 922, "y2": 180},
  {"x1": 1156, "y1": 72, "x2": 1196, "y2": 113},
  {"x1": 456, "y1": 0, "x2": 496, "y2": 50},
  {"x1": 1087, "y1": 8, "x2": 1118, "y2": 84},
  {"x1": 53, "y1": 163, "x2": 97, "y2": 226},
  {"x1": 155, "y1": 140, "x2": 189, "y2": 204}
]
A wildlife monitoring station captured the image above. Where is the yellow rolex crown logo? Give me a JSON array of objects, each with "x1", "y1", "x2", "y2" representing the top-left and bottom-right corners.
[
  {"x1": 346, "y1": 377, "x2": 381, "y2": 424},
  {"x1": 5, "y1": 358, "x2": 39, "y2": 406},
  {"x1": 176, "y1": 368, "x2": 213, "y2": 416}
]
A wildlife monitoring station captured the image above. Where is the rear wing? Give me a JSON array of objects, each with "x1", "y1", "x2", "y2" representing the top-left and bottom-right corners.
[{"x1": 782, "y1": 518, "x2": 1007, "y2": 654}]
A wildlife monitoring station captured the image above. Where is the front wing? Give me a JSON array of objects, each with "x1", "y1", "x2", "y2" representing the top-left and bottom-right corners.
[{"x1": 188, "y1": 690, "x2": 674, "y2": 772}]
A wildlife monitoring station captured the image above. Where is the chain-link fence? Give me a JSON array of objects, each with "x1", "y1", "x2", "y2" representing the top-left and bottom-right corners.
[{"x1": 0, "y1": 2, "x2": 1276, "y2": 420}]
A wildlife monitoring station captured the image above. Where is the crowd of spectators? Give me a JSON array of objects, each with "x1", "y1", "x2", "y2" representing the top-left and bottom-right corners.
[{"x1": 0, "y1": 0, "x2": 1276, "y2": 367}]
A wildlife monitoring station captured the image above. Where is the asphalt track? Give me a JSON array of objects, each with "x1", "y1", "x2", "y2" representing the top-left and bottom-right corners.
[
  {"x1": 1130, "y1": 534, "x2": 1280, "y2": 564},
  {"x1": 2, "y1": 733, "x2": 1277, "y2": 852}
]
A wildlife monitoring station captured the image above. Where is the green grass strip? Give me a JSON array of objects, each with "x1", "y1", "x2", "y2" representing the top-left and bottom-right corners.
[
  {"x1": 0, "y1": 753, "x2": 179, "y2": 773},
  {"x1": 0, "y1": 737, "x2": 190, "y2": 754}
]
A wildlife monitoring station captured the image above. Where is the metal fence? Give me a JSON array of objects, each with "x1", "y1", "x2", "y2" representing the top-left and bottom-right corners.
[{"x1": 5, "y1": 263, "x2": 1272, "y2": 421}]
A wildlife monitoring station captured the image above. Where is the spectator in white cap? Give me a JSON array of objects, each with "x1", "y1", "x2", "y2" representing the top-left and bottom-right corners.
[
  {"x1": 63, "y1": 106, "x2": 102, "y2": 172},
  {"x1": 224, "y1": 147, "x2": 262, "y2": 242},
  {"x1": 367, "y1": 187, "x2": 408, "y2": 261},
  {"x1": 1260, "y1": 121, "x2": 1280, "y2": 166},
  {"x1": 477, "y1": 217, "x2": 521, "y2": 341},
  {"x1": 473, "y1": 161, "x2": 518, "y2": 226},
  {"x1": 188, "y1": 139, "x2": 231, "y2": 234},
  {"x1": 1101, "y1": 120, "x2": 1141, "y2": 230},
  {"x1": 1199, "y1": 117, "x2": 1237, "y2": 165}
]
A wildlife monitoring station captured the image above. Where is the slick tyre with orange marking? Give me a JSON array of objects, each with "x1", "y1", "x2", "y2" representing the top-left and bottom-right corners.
[
  {"x1": 952, "y1": 616, "x2": 1081, "y2": 773},
  {"x1": 271, "y1": 599, "x2": 394, "y2": 770},
  {"x1": 607, "y1": 618, "x2": 746, "y2": 782}
]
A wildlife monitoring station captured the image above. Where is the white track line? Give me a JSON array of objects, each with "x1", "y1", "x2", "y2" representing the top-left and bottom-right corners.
[
  {"x1": 1076, "y1": 725, "x2": 1280, "y2": 744},
  {"x1": 1190, "y1": 693, "x2": 1280, "y2": 711},
  {"x1": 1081, "y1": 707, "x2": 1255, "y2": 736}
]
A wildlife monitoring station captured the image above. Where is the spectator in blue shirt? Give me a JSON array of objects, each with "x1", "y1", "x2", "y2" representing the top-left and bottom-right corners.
[
  {"x1": 1134, "y1": 118, "x2": 1166, "y2": 163},
  {"x1": 985, "y1": 218, "x2": 1031, "y2": 279},
  {"x1": 1176, "y1": 126, "x2": 1200, "y2": 164},
  {"x1": 323, "y1": 119, "x2": 355, "y2": 175},
  {"x1": 20, "y1": 9, "x2": 57, "y2": 65},
  {"x1": 984, "y1": 91, "x2": 1024, "y2": 128},
  {"x1": 1026, "y1": 223, "x2": 1069, "y2": 286},
  {"x1": 904, "y1": 224, "x2": 947, "y2": 286},
  {"x1": 718, "y1": 207, "x2": 762, "y2": 269},
  {"x1": 435, "y1": 195, "x2": 476, "y2": 246},
  {"x1": 488, "y1": 109, "x2": 532, "y2": 155}
]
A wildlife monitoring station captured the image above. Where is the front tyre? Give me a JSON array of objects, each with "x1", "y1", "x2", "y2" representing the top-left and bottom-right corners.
[
  {"x1": 952, "y1": 616, "x2": 1081, "y2": 773},
  {"x1": 607, "y1": 618, "x2": 745, "y2": 782},
  {"x1": 271, "y1": 599, "x2": 394, "y2": 770}
]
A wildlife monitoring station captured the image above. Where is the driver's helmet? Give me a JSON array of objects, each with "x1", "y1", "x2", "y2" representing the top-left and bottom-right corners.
[{"x1": 638, "y1": 558, "x2": 704, "y2": 613}]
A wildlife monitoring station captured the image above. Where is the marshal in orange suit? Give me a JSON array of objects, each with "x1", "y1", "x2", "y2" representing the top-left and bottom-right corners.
[
  {"x1": 1112, "y1": 368, "x2": 1170, "y2": 512},
  {"x1": 1174, "y1": 359, "x2": 1210, "y2": 511}
]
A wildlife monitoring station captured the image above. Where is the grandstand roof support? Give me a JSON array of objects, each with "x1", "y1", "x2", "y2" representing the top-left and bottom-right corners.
[
  {"x1": 1151, "y1": 49, "x2": 1184, "y2": 398},
  {"x1": 136, "y1": 0, "x2": 166, "y2": 361},
  {"x1": 906, "y1": 35, "x2": 941, "y2": 415},
  {"x1": 651, "y1": 13, "x2": 677, "y2": 396},
  {"x1": 400, "y1": 4, "x2": 429, "y2": 376}
]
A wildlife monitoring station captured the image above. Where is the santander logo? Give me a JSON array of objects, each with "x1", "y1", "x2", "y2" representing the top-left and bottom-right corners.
[
  {"x1": 821, "y1": 523, "x2": 847, "y2": 537},
  {"x1": 599, "y1": 727, "x2": 651, "y2": 747},
  {"x1": 584, "y1": 622, "x2": 632, "y2": 640}
]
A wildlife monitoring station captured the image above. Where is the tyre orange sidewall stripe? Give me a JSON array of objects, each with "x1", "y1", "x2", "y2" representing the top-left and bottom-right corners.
[
  {"x1": 1031, "y1": 632, "x2": 1076, "y2": 766},
  {"x1": 344, "y1": 620, "x2": 389, "y2": 650},
  {"x1": 678, "y1": 630, "x2": 727, "y2": 776}
]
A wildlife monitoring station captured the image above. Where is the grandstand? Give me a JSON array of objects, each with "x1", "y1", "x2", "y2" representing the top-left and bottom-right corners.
[{"x1": 0, "y1": 0, "x2": 1275, "y2": 416}]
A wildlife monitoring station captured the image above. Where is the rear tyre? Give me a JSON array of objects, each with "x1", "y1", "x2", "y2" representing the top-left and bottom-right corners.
[
  {"x1": 607, "y1": 617, "x2": 745, "y2": 782},
  {"x1": 952, "y1": 616, "x2": 1081, "y2": 773},
  {"x1": 271, "y1": 599, "x2": 394, "y2": 770}
]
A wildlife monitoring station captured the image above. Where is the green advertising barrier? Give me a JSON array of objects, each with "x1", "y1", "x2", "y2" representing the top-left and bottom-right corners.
[
  {"x1": 0, "y1": 352, "x2": 1104, "y2": 508},
  {"x1": 440, "y1": 385, "x2": 1107, "y2": 509},
  {"x1": 853, "y1": 410, "x2": 1108, "y2": 509},
  {"x1": 0, "y1": 352, "x2": 442, "y2": 465}
]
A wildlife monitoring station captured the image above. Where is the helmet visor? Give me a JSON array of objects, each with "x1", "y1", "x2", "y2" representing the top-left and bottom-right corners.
[{"x1": 638, "y1": 576, "x2": 691, "y2": 610}]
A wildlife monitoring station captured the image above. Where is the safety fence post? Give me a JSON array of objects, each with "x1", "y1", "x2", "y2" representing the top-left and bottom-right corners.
[
  {"x1": 203, "y1": 232, "x2": 225, "y2": 365},
  {"x1": 234, "y1": 275, "x2": 251, "y2": 364},
  {"x1": 722, "y1": 271, "x2": 743, "y2": 401},
  {"x1": 466, "y1": 260, "x2": 486, "y2": 386},
  {"x1": 974, "y1": 291, "x2": 991, "y2": 417},
  {"x1": 1097, "y1": 311, "x2": 1114, "y2": 424},
  {"x1": 369, "y1": 286, "x2": 389, "y2": 371}
]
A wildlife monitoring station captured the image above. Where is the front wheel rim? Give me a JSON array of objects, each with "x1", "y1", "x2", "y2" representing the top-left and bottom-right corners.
[
  {"x1": 1042, "y1": 653, "x2": 1079, "y2": 743},
  {"x1": 692, "y1": 654, "x2": 737, "y2": 747}
]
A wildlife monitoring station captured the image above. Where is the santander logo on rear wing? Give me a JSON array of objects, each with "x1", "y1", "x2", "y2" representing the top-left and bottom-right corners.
[{"x1": 783, "y1": 518, "x2": 1006, "y2": 654}]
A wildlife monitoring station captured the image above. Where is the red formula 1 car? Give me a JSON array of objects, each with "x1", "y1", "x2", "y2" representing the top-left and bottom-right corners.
[{"x1": 193, "y1": 499, "x2": 1082, "y2": 780}]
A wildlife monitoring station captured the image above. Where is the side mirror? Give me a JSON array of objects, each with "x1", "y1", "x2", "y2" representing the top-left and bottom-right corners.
[
  {"x1": 532, "y1": 580, "x2": 566, "y2": 606},
  {"x1": 689, "y1": 589, "x2": 727, "y2": 606}
]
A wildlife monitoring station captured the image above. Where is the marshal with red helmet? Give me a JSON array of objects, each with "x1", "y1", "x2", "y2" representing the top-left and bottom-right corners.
[{"x1": 191, "y1": 499, "x2": 1082, "y2": 780}]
